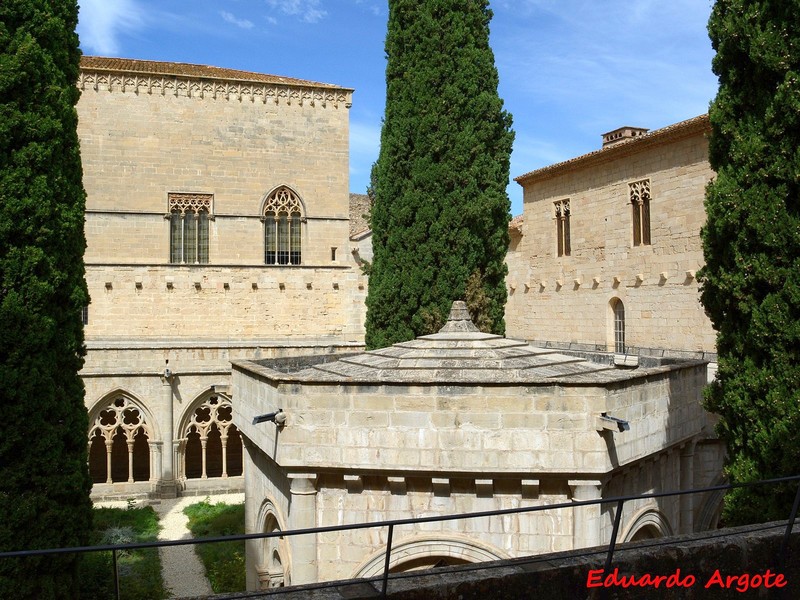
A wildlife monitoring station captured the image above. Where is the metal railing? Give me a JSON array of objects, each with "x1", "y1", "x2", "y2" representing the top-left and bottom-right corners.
[{"x1": 2, "y1": 475, "x2": 800, "y2": 599}]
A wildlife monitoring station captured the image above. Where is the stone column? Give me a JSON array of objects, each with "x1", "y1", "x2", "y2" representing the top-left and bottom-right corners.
[
  {"x1": 680, "y1": 440, "x2": 697, "y2": 533},
  {"x1": 288, "y1": 473, "x2": 318, "y2": 584},
  {"x1": 159, "y1": 370, "x2": 177, "y2": 498},
  {"x1": 569, "y1": 480, "x2": 604, "y2": 549}
]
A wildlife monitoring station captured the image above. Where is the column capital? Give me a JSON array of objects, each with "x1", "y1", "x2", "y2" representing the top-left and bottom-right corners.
[
  {"x1": 288, "y1": 473, "x2": 318, "y2": 495},
  {"x1": 568, "y1": 479, "x2": 605, "y2": 500}
]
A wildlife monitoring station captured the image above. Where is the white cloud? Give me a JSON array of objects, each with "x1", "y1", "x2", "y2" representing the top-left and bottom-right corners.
[
  {"x1": 77, "y1": 0, "x2": 145, "y2": 55},
  {"x1": 493, "y1": 0, "x2": 716, "y2": 126},
  {"x1": 266, "y1": 0, "x2": 327, "y2": 23},
  {"x1": 352, "y1": 0, "x2": 381, "y2": 17},
  {"x1": 221, "y1": 11, "x2": 255, "y2": 30}
]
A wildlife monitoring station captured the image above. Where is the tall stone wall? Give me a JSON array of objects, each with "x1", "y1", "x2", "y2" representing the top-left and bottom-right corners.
[{"x1": 77, "y1": 65, "x2": 364, "y2": 340}]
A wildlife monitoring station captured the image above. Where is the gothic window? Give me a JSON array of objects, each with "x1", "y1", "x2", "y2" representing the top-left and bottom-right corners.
[
  {"x1": 612, "y1": 299, "x2": 626, "y2": 354},
  {"x1": 88, "y1": 396, "x2": 151, "y2": 484},
  {"x1": 183, "y1": 394, "x2": 243, "y2": 480},
  {"x1": 554, "y1": 199, "x2": 571, "y2": 257},
  {"x1": 630, "y1": 179, "x2": 651, "y2": 246},
  {"x1": 169, "y1": 193, "x2": 212, "y2": 264},
  {"x1": 264, "y1": 187, "x2": 303, "y2": 265}
]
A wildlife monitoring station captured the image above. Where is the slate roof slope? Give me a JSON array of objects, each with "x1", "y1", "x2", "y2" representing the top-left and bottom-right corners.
[{"x1": 237, "y1": 302, "x2": 694, "y2": 385}]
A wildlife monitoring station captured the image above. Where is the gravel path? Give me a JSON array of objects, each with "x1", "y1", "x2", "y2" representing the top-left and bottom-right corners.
[{"x1": 96, "y1": 492, "x2": 245, "y2": 599}]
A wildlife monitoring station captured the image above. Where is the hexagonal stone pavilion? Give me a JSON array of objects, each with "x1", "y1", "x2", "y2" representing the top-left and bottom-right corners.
[{"x1": 233, "y1": 302, "x2": 724, "y2": 589}]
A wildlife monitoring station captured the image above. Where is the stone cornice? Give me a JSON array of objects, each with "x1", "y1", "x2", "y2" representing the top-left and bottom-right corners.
[{"x1": 78, "y1": 64, "x2": 352, "y2": 109}]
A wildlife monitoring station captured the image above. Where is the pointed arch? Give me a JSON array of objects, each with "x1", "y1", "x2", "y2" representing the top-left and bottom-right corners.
[
  {"x1": 261, "y1": 185, "x2": 306, "y2": 265},
  {"x1": 178, "y1": 388, "x2": 243, "y2": 481},
  {"x1": 352, "y1": 535, "x2": 508, "y2": 579},
  {"x1": 621, "y1": 507, "x2": 673, "y2": 542},
  {"x1": 696, "y1": 475, "x2": 726, "y2": 531},
  {"x1": 87, "y1": 390, "x2": 155, "y2": 484},
  {"x1": 255, "y1": 499, "x2": 291, "y2": 589}
]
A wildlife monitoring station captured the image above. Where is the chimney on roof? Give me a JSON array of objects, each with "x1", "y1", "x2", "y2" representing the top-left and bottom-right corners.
[{"x1": 601, "y1": 126, "x2": 649, "y2": 148}]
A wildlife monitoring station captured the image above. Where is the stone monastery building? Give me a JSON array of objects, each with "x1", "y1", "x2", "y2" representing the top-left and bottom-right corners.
[
  {"x1": 506, "y1": 116, "x2": 717, "y2": 374},
  {"x1": 77, "y1": 57, "x2": 367, "y2": 498},
  {"x1": 75, "y1": 56, "x2": 723, "y2": 589}
]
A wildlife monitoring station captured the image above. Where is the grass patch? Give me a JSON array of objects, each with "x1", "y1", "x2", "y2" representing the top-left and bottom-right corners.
[
  {"x1": 183, "y1": 500, "x2": 246, "y2": 593},
  {"x1": 79, "y1": 504, "x2": 168, "y2": 599}
]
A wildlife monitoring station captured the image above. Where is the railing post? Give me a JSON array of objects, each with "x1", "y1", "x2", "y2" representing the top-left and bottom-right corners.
[
  {"x1": 603, "y1": 498, "x2": 625, "y2": 575},
  {"x1": 778, "y1": 479, "x2": 800, "y2": 570},
  {"x1": 381, "y1": 524, "x2": 394, "y2": 598},
  {"x1": 112, "y1": 548, "x2": 121, "y2": 600}
]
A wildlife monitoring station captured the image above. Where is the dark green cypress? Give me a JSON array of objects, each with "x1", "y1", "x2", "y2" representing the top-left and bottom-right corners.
[
  {"x1": 365, "y1": 0, "x2": 514, "y2": 349},
  {"x1": 699, "y1": 0, "x2": 800, "y2": 525},
  {"x1": 0, "y1": 1, "x2": 92, "y2": 596}
]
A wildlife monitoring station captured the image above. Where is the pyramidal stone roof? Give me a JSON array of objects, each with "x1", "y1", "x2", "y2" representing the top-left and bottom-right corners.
[{"x1": 241, "y1": 302, "x2": 676, "y2": 385}]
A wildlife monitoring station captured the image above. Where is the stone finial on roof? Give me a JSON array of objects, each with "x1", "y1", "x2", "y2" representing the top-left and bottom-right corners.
[{"x1": 438, "y1": 301, "x2": 480, "y2": 333}]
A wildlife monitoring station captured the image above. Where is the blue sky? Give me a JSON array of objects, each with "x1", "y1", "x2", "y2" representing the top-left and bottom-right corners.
[{"x1": 77, "y1": 0, "x2": 717, "y2": 216}]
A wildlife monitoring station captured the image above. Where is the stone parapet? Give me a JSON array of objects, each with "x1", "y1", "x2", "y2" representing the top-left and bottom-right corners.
[{"x1": 226, "y1": 520, "x2": 800, "y2": 599}]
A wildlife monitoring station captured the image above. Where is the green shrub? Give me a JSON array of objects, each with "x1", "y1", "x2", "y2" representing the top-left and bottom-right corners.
[
  {"x1": 79, "y1": 506, "x2": 168, "y2": 600},
  {"x1": 183, "y1": 501, "x2": 246, "y2": 593}
]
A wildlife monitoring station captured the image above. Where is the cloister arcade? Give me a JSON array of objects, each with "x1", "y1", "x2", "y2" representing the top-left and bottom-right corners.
[{"x1": 87, "y1": 389, "x2": 243, "y2": 492}]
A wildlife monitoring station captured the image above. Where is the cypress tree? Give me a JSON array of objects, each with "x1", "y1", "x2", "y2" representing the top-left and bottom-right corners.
[
  {"x1": 0, "y1": 0, "x2": 92, "y2": 596},
  {"x1": 365, "y1": 0, "x2": 514, "y2": 349},
  {"x1": 700, "y1": 0, "x2": 800, "y2": 524}
]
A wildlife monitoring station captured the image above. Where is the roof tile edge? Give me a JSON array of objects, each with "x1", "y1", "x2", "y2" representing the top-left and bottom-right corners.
[
  {"x1": 515, "y1": 114, "x2": 710, "y2": 186},
  {"x1": 79, "y1": 55, "x2": 353, "y2": 93}
]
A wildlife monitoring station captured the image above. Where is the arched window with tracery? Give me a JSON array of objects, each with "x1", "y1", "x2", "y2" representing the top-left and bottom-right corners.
[
  {"x1": 88, "y1": 396, "x2": 151, "y2": 484},
  {"x1": 263, "y1": 187, "x2": 303, "y2": 265},
  {"x1": 182, "y1": 394, "x2": 243, "y2": 480}
]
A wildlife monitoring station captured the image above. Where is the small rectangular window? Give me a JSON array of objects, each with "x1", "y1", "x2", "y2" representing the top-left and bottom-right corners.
[
  {"x1": 81, "y1": 305, "x2": 89, "y2": 326},
  {"x1": 331, "y1": 247, "x2": 337, "y2": 261}
]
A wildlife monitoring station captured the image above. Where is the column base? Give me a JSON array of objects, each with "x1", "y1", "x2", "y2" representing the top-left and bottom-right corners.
[{"x1": 156, "y1": 480, "x2": 179, "y2": 499}]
